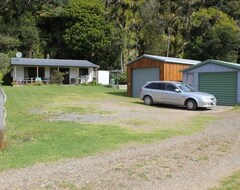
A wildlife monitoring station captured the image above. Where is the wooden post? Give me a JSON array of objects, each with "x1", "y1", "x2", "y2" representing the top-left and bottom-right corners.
[
  {"x1": 14, "y1": 66, "x2": 17, "y2": 81},
  {"x1": 76, "y1": 68, "x2": 79, "y2": 84},
  {"x1": 0, "y1": 89, "x2": 6, "y2": 149},
  {"x1": 36, "y1": 66, "x2": 39, "y2": 78}
]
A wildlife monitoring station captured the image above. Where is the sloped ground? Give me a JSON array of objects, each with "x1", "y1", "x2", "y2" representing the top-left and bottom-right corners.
[{"x1": 0, "y1": 107, "x2": 239, "y2": 190}]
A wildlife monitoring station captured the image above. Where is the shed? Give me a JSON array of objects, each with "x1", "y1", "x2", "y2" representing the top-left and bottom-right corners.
[
  {"x1": 127, "y1": 54, "x2": 200, "y2": 97},
  {"x1": 182, "y1": 59, "x2": 240, "y2": 106}
]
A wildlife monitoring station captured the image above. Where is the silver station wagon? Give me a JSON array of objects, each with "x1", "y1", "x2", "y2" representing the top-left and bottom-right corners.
[{"x1": 139, "y1": 81, "x2": 217, "y2": 110}]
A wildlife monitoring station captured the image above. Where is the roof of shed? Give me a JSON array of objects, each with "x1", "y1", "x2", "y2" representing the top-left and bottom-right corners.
[
  {"x1": 181, "y1": 59, "x2": 240, "y2": 72},
  {"x1": 11, "y1": 58, "x2": 99, "y2": 68},
  {"x1": 127, "y1": 54, "x2": 201, "y2": 65}
]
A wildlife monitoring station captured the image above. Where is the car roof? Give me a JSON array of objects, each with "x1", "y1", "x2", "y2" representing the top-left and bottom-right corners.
[{"x1": 145, "y1": 81, "x2": 182, "y2": 84}]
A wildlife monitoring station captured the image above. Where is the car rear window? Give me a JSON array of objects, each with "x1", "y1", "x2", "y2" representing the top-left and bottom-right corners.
[
  {"x1": 156, "y1": 83, "x2": 165, "y2": 90},
  {"x1": 145, "y1": 83, "x2": 156, "y2": 89}
]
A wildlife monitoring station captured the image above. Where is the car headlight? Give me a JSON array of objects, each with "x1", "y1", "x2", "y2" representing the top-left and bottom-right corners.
[{"x1": 201, "y1": 96, "x2": 211, "y2": 101}]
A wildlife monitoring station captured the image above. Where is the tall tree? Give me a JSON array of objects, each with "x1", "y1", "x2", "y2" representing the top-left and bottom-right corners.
[
  {"x1": 0, "y1": 0, "x2": 43, "y2": 56},
  {"x1": 185, "y1": 8, "x2": 240, "y2": 62},
  {"x1": 104, "y1": 0, "x2": 145, "y2": 71},
  {"x1": 0, "y1": 53, "x2": 10, "y2": 83},
  {"x1": 38, "y1": 0, "x2": 68, "y2": 58},
  {"x1": 62, "y1": 0, "x2": 119, "y2": 69},
  {"x1": 18, "y1": 12, "x2": 42, "y2": 57},
  {"x1": 155, "y1": 0, "x2": 202, "y2": 57}
]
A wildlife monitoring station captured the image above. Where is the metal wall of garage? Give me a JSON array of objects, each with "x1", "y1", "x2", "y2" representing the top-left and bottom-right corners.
[{"x1": 132, "y1": 68, "x2": 160, "y2": 97}]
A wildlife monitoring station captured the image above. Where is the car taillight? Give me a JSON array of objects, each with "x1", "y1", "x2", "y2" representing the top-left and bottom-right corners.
[{"x1": 139, "y1": 88, "x2": 142, "y2": 94}]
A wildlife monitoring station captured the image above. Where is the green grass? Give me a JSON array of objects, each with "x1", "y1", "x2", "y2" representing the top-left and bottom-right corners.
[
  {"x1": 233, "y1": 105, "x2": 240, "y2": 111},
  {"x1": 0, "y1": 85, "x2": 214, "y2": 171},
  {"x1": 210, "y1": 171, "x2": 240, "y2": 190}
]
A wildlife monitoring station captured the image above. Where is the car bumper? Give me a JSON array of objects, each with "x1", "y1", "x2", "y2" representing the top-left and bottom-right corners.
[{"x1": 197, "y1": 100, "x2": 217, "y2": 108}]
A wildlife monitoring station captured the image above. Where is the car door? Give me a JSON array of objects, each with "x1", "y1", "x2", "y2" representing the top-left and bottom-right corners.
[
  {"x1": 163, "y1": 83, "x2": 183, "y2": 105},
  {"x1": 155, "y1": 82, "x2": 165, "y2": 103},
  {"x1": 144, "y1": 82, "x2": 158, "y2": 103}
]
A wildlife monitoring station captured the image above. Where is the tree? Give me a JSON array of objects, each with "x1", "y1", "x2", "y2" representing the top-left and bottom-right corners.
[
  {"x1": 0, "y1": 53, "x2": 10, "y2": 83},
  {"x1": 185, "y1": 8, "x2": 240, "y2": 62},
  {"x1": 38, "y1": 0, "x2": 68, "y2": 58},
  {"x1": 104, "y1": 0, "x2": 145, "y2": 70},
  {"x1": 0, "y1": 1, "x2": 44, "y2": 56},
  {"x1": 0, "y1": 35, "x2": 20, "y2": 53},
  {"x1": 18, "y1": 12, "x2": 42, "y2": 57},
  {"x1": 62, "y1": 0, "x2": 119, "y2": 69},
  {"x1": 148, "y1": 0, "x2": 203, "y2": 57}
]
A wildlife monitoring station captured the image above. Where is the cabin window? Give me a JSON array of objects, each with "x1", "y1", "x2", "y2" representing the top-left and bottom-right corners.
[
  {"x1": 79, "y1": 68, "x2": 88, "y2": 76},
  {"x1": 24, "y1": 67, "x2": 45, "y2": 79}
]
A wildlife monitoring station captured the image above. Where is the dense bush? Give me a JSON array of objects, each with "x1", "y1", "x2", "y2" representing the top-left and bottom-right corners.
[
  {"x1": 50, "y1": 70, "x2": 65, "y2": 84},
  {"x1": 0, "y1": 53, "x2": 10, "y2": 84},
  {"x1": 32, "y1": 81, "x2": 43, "y2": 86},
  {"x1": 118, "y1": 72, "x2": 127, "y2": 84},
  {"x1": 80, "y1": 80, "x2": 101, "y2": 86}
]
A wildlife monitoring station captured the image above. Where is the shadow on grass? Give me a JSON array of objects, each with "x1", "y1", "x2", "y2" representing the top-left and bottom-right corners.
[
  {"x1": 133, "y1": 101, "x2": 210, "y2": 111},
  {"x1": 106, "y1": 91, "x2": 128, "y2": 97}
]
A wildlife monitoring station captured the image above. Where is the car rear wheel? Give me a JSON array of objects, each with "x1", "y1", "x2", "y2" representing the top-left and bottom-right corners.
[
  {"x1": 186, "y1": 99, "x2": 197, "y2": 110},
  {"x1": 144, "y1": 96, "x2": 153, "y2": 106}
]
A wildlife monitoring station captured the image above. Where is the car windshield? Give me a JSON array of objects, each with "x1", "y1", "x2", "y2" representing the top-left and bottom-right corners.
[{"x1": 176, "y1": 83, "x2": 194, "y2": 92}]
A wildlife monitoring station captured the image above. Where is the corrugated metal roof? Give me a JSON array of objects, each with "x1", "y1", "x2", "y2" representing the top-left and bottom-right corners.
[
  {"x1": 127, "y1": 54, "x2": 201, "y2": 65},
  {"x1": 11, "y1": 58, "x2": 99, "y2": 68},
  {"x1": 181, "y1": 59, "x2": 240, "y2": 72}
]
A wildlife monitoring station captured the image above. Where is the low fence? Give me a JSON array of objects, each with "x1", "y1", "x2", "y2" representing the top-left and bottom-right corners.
[{"x1": 0, "y1": 88, "x2": 6, "y2": 149}]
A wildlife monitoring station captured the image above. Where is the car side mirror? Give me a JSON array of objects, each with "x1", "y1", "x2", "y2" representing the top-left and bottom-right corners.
[{"x1": 175, "y1": 89, "x2": 181, "y2": 93}]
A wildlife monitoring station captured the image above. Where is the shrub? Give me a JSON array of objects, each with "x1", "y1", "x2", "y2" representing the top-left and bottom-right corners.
[
  {"x1": 89, "y1": 80, "x2": 101, "y2": 86},
  {"x1": 11, "y1": 81, "x2": 19, "y2": 86},
  {"x1": 118, "y1": 72, "x2": 127, "y2": 84},
  {"x1": 50, "y1": 70, "x2": 65, "y2": 84},
  {"x1": 80, "y1": 80, "x2": 101, "y2": 86},
  {"x1": 33, "y1": 81, "x2": 43, "y2": 86}
]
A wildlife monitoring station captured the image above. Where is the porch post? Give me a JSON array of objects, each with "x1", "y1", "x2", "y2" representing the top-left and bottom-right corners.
[
  {"x1": 76, "y1": 67, "x2": 79, "y2": 84},
  {"x1": 36, "y1": 66, "x2": 39, "y2": 78},
  {"x1": 95, "y1": 68, "x2": 97, "y2": 81},
  {"x1": 14, "y1": 66, "x2": 17, "y2": 81}
]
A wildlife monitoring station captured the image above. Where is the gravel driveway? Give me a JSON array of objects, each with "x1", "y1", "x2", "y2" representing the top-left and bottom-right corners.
[{"x1": 0, "y1": 106, "x2": 239, "y2": 190}]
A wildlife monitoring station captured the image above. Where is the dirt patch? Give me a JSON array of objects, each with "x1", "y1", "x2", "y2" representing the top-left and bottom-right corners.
[{"x1": 50, "y1": 99, "x2": 232, "y2": 131}]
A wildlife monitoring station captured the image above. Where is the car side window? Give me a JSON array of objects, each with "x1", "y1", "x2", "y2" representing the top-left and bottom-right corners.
[
  {"x1": 166, "y1": 84, "x2": 177, "y2": 92},
  {"x1": 145, "y1": 83, "x2": 156, "y2": 89},
  {"x1": 156, "y1": 83, "x2": 165, "y2": 90}
]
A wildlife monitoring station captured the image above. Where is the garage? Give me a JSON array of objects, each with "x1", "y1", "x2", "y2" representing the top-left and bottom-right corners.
[
  {"x1": 127, "y1": 54, "x2": 200, "y2": 97},
  {"x1": 199, "y1": 72, "x2": 237, "y2": 105},
  {"x1": 182, "y1": 60, "x2": 240, "y2": 106},
  {"x1": 132, "y1": 68, "x2": 159, "y2": 97}
]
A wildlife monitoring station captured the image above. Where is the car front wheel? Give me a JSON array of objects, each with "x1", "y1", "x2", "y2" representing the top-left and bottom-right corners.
[
  {"x1": 186, "y1": 99, "x2": 197, "y2": 110},
  {"x1": 144, "y1": 96, "x2": 153, "y2": 106}
]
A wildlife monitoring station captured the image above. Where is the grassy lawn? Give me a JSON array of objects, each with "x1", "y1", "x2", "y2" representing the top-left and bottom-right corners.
[
  {"x1": 233, "y1": 105, "x2": 240, "y2": 111},
  {"x1": 211, "y1": 171, "x2": 240, "y2": 190},
  {"x1": 0, "y1": 85, "x2": 213, "y2": 171}
]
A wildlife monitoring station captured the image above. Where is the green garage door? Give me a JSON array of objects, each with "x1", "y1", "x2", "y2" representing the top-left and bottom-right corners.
[{"x1": 199, "y1": 72, "x2": 237, "y2": 106}]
